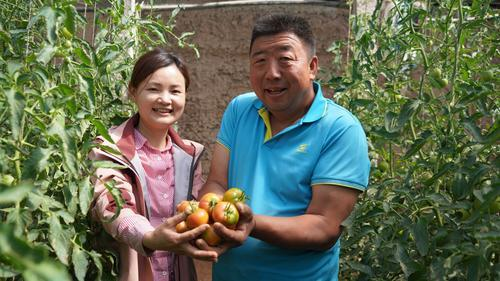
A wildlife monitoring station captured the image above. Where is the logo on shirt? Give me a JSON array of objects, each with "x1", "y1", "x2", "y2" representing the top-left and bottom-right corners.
[{"x1": 296, "y1": 144, "x2": 308, "y2": 153}]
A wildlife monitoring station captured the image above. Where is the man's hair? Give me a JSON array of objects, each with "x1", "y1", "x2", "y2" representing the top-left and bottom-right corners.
[{"x1": 250, "y1": 14, "x2": 316, "y2": 56}]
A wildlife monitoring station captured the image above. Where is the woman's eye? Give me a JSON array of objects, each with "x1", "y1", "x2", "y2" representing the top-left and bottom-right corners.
[{"x1": 147, "y1": 88, "x2": 158, "y2": 92}]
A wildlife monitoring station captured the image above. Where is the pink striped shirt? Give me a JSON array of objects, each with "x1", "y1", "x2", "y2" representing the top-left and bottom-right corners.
[
  {"x1": 134, "y1": 129, "x2": 176, "y2": 280},
  {"x1": 116, "y1": 129, "x2": 204, "y2": 281}
]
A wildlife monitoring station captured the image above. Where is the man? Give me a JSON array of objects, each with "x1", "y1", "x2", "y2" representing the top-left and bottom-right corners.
[{"x1": 196, "y1": 14, "x2": 370, "y2": 281}]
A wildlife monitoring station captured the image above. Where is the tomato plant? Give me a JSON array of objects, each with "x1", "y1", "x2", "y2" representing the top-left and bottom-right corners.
[
  {"x1": 0, "y1": 1, "x2": 198, "y2": 280},
  {"x1": 212, "y1": 202, "x2": 239, "y2": 229},
  {"x1": 327, "y1": 0, "x2": 499, "y2": 280}
]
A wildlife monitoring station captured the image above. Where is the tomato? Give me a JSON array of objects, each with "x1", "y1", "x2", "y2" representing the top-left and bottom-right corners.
[
  {"x1": 429, "y1": 68, "x2": 442, "y2": 81},
  {"x1": 202, "y1": 225, "x2": 222, "y2": 246},
  {"x1": 199, "y1": 193, "x2": 222, "y2": 215},
  {"x1": 176, "y1": 200, "x2": 199, "y2": 214},
  {"x1": 186, "y1": 208, "x2": 209, "y2": 229},
  {"x1": 479, "y1": 70, "x2": 494, "y2": 82},
  {"x1": 212, "y1": 201, "x2": 239, "y2": 229},
  {"x1": 175, "y1": 221, "x2": 188, "y2": 233},
  {"x1": 223, "y1": 187, "x2": 247, "y2": 204}
]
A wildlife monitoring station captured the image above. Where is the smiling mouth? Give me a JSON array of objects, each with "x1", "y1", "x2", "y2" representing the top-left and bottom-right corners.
[
  {"x1": 264, "y1": 88, "x2": 286, "y2": 96},
  {"x1": 153, "y1": 108, "x2": 173, "y2": 114}
]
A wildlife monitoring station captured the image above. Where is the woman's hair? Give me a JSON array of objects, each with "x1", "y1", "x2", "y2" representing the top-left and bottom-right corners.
[{"x1": 128, "y1": 48, "x2": 190, "y2": 91}]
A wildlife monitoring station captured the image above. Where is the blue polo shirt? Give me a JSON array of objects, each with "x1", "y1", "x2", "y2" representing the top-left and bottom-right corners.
[{"x1": 213, "y1": 82, "x2": 370, "y2": 281}]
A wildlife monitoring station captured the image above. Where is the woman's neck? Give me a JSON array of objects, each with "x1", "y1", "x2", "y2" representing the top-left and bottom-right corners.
[{"x1": 137, "y1": 120, "x2": 169, "y2": 150}]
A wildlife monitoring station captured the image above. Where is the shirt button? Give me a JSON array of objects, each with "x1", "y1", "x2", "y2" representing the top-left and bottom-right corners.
[
  {"x1": 162, "y1": 217, "x2": 167, "y2": 222},
  {"x1": 157, "y1": 156, "x2": 162, "y2": 161},
  {"x1": 162, "y1": 271, "x2": 168, "y2": 276},
  {"x1": 163, "y1": 193, "x2": 168, "y2": 199},
  {"x1": 157, "y1": 176, "x2": 163, "y2": 180}
]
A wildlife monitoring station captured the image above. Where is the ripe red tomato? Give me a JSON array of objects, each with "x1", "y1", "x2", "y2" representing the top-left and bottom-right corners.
[
  {"x1": 176, "y1": 200, "x2": 199, "y2": 214},
  {"x1": 199, "y1": 193, "x2": 222, "y2": 215},
  {"x1": 175, "y1": 221, "x2": 188, "y2": 233},
  {"x1": 186, "y1": 208, "x2": 209, "y2": 229},
  {"x1": 202, "y1": 225, "x2": 222, "y2": 246},
  {"x1": 223, "y1": 187, "x2": 246, "y2": 204},
  {"x1": 212, "y1": 201, "x2": 239, "y2": 229}
]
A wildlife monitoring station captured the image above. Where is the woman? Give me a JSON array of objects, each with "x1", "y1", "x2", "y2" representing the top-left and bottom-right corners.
[{"x1": 89, "y1": 48, "x2": 217, "y2": 281}]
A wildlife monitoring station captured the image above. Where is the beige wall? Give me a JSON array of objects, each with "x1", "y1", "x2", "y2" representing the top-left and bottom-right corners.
[{"x1": 164, "y1": 3, "x2": 349, "y2": 181}]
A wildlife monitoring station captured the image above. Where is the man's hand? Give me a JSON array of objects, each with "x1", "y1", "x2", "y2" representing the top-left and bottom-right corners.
[
  {"x1": 142, "y1": 212, "x2": 218, "y2": 261},
  {"x1": 195, "y1": 202, "x2": 255, "y2": 255}
]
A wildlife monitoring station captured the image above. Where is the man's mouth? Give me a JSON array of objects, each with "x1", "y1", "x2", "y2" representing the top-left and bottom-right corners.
[{"x1": 264, "y1": 88, "x2": 286, "y2": 96}]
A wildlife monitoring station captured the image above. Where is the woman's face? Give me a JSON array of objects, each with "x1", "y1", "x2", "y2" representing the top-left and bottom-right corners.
[{"x1": 130, "y1": 64, "x2": 186, "y2": 131}]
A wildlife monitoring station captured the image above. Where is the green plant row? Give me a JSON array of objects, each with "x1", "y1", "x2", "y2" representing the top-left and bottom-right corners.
[
  {"x1": 0, "y1": 0, "x2": 197, "y2": 280},
  {"x1": 329, "y1": 0, "x2": 499, "y2": 280}
]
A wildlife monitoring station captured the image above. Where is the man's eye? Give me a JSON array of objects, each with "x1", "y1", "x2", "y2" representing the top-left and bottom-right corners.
[
  {"x1": 280, "y1": 57, "x2": 292, "y2": 61},
  {"x1": 147, "y1": 88, "x2": 158, "y2": 91}
]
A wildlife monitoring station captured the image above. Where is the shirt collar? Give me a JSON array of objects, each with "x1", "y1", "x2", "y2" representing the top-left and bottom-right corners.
[
  {"x1": 252, "y1": 81, "x2": 327, "y2": 123},
  {"x1": 134, "y1": 128, "x2": 172, "y2": 152}
]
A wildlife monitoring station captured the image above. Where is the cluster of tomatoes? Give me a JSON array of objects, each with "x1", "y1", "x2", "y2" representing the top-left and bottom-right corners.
[{"x1": 175, "y1": 187, "x2": 247, "y2": 246}]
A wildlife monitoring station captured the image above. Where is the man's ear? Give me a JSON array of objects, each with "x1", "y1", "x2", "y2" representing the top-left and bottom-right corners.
[{"x1": 309, "y1": 56, "x2": 318, "y2": 80}]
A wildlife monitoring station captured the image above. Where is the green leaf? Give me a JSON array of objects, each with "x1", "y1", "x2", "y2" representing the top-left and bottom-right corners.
[
  {"x1": 384, "y1": 111, "x2": 400, "y2": 133},
  {"x1": 0, "y1": 263, "x2": 18, "y2": 277},
  {"x1": 49, "y1": 214, "x2": 72, "y2": 265},
  {"x1": 79, "y1": 75, "x2": 95, "y2": 112},
  {"x1": 395, "y1": 243, "x2": 418, "y2": 277},
  {"x1": 451, "y1": 172, "x2": 469, "y2": 200},
  {"x1": 466, "y1": 255, "x2": 482, "y2": 281},
  {"x1": 88, "y1": 250, "x2": 103, "y2": 281},
  {"x1": 0, "y1": 183, "x2": 33, "y2": 204},
  {"x1": 29, "y1": 6, "x2": 58, "y2": 44},
  {"x1": 74, "y1": 47, "x2": 92, "y2": 66},
  {"x1": 78, "y1": 177, "x2": 92, "y2": 216},
  {"x1": 403, "y1": 130, "x2": 432, "y2": 158},
  {"x1": 4, "y1": 89, "x2": 25, "y2": 140},
  {"x1": 22, "y1": 147, "x2": 52, "y2": 180},
  {"x1": 36, "y1": 44, "x2": 57, "y2": 65},
  {"x1": 102, "y1": 180, "x2": 124, "y2": 223},
  {"x1": 48, "y1": 113, "x2": 78, "y2": 177},
  {"x1": 464, "y1": 120, "x2": 500, "y2": 144},
  {"x1": 72, "y1": 246, "x2": 88, "y2": 281},
  {"x1": 0, "y1": 224, "x2": 71, "y2": 281},
  {"x1": 92, "y1": 160, "x2": 127, "y2": 170},
  {"x1": 90, "y1": 118, "x2": 114, "y2": 143},
  {"x1": 347, "y1": 261, "x2": 373, "y2": 276},
  {"x1": 7, "y1": 60, "x2": 23, "y2": 76},
  {"x1": 411, "y1": 218, "x2": 429, "y2": 256}
]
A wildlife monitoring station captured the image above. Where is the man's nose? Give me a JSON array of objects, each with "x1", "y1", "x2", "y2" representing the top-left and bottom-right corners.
[{"x1": 264, "y1": 60, "x2": 281, "y2": 80}]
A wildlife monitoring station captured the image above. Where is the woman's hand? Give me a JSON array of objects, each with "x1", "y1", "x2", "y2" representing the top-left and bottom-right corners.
[
  {"x1": 142, "y1": 212, "x2": 218, "y2": 261},
  {"x1": 195, "y1": 202, "x2": 255, "y2": 255}
]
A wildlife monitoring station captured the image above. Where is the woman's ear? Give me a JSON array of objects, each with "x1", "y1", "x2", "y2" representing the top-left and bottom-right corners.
[{"x1": 128, "y1": 87, "x2": 136, "y2": 102}]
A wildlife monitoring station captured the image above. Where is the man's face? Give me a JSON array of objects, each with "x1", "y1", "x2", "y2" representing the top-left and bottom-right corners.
[{"x1": 249, "y1": 32, "x2": 318, "y2": 116}]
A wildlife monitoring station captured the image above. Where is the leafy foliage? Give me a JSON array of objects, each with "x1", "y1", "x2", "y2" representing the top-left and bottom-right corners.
[
  {"x1": 0, "y1": 0, "x2": 196, "y2": 279},
  {"x1": 330, "y1": 1, "x2": 499, "y2": 280}
]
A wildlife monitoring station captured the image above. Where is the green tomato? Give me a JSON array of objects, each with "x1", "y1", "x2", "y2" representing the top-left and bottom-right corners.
[
  {"x1": 1, "y1": 174, "x2": 14, "y2": 186},
  {"x1": 429, "y1": 68, "x2": 442, "y2": 81},
  {"x1": 479, "y1": 70, "x2": 494, "y2": 82},
  {"x1": 61, "y1": 27, "x2": 73, "y2": 39}
]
